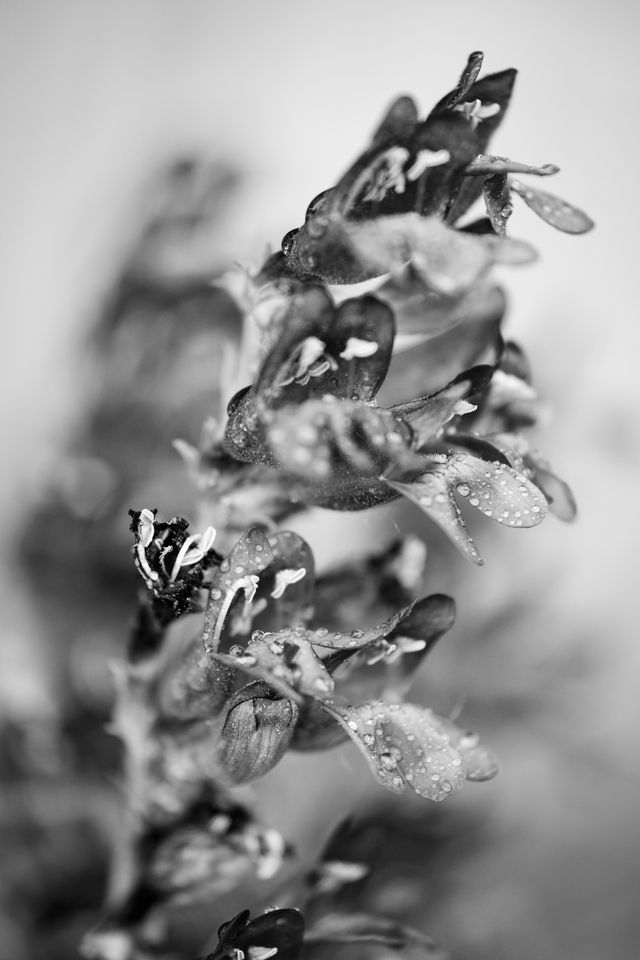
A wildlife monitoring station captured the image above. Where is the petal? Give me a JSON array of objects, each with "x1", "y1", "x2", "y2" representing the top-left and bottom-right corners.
[
  {"x1": 304, "y1": 913, "x2": 447, "y2": 958},
  {"x1": 371, "y1": 94, "x2": 419, "y2": 145},
  {"x1": 510, "y1": 179, "x2": 594, "y2": 234},
  {"x1": 308, "y1": 603, "x2": 414, "y2": 653},
  {"x1": 329, "y1": 295, "x2": 395, "y2": 401},
  {"x1": 222, "y1": 628, "x2": 335, "y2": 701},
  {"x1": 290, "y1": 697, "x2": 350, "y2": 751},
  {"x1": 391, "y1": 366, "x2": 492, "y2": 448},
  {"x1": 202, "y1": 528, "x2": 274, "y2": 653},
  {"x1": 324, "y1": 700, "x2": 466, "y2": 801}
]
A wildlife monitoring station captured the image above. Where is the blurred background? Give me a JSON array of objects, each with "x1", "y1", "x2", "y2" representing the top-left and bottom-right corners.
[{"x1": 1, "y1": 1, "x2": 639, "y2": 958}]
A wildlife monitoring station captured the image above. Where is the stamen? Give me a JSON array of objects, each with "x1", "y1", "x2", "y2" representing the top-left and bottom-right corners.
[
  {"x1": 137, "y1": 508, "x2": 155, "y2": 548},
  {"x1": 339, "y1": 337, "x2": 379, "y2": 360},
  {"x1": 271, "y1": 567, "x2": 306, "y2": 599},
  {"x1": 406, "y1": 149, "x2": 451, "y2": 180},
  {"x1": 453, "y1": 99, "x2": 500, "y2": 130}
]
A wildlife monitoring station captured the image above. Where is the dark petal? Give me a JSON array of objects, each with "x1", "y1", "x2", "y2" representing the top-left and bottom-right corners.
[
  {"x1": 466, "y1": 156, "x2": 559, "y2": 177},
  {"x1": 329, "y1": 295, "x2": 395, "y2": 402},
  {"x1": 304, "y1": 913, "x2": 448, "y2": 958},
  {"x1": 262, "y1": 530, "x2": 315, "y2": 630},
  {"x1": 253, "y1": 285, "x2": 335, "y2": 408},
  {"x1": 220, "y1": 682, "x2": 299, "y2": 784},
  {"x1": 500, "y1": 339, "x2": 533, "y2": 383},
  {"x1": 447, "y1": 433, "x2": 513, "y2": 467},
  {"x1": 267, "y1": 398, "x2": 417, "y2": 483},
  {"x1": 236, "y1": 909, "x2": 305, "y2": 960},
  {"x1": 209, "y1": 909, "x2": 305, "y2": 960},
  {"x1": 290, "y1": 697, "x2": 350, "y2": 751},
  {"x1": 510, "y1": 178, "x2": 595, "y2": 233},
  {"x1": 223, "y1": 386, "x2": 274, "y2": 465},
  {"x1": 524, "y1": 453, "x2": 577, "y2": 522},
  {"x1": 371, "y1": 94, "x2": 419, "y2": 145},
  {"x1": 482, "y1": 173, "x2": 512, "y2": 236},
  {"x1": 202, "y1": 527, "x2": 274, "y2": 653},
  {"x1": 390, "y1": 592, "x2": 456, "y2": 659},
  {"x1": 306, "y1": 188, "x2": 334, "y2": 221},
  {"x1": 444, "y1": 68, "x2": 518, "y2": 221},
  {"x1": 377, "y1": 288, "x2": 504, "y2": 408},
  {"x1": 384, "y1": 471, "x2": 484, "y2": 565},
  {"x1": 323, "y1": 700, "x2": 466, "y2": 801},
  {"x1": 391, "y1": 366, "x2": 493, "y2": 449},
  {"x1": 428, "y1": 715, "x2": 499, "y2": 781},
  {"x1": 435, "y1": 50, "x2": 485, "y2": 111}
]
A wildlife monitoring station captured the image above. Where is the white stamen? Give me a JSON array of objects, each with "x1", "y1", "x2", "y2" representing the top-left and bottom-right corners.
[
  {"x1": 135, "y1": 542, "x2": 158, "y2": 584},
  {"x1": 339, "y1": 337, "x2": 379, "y2": 361},
  {"x1": 453, "y1": 99, "x2": 500, "y2": 130},
  {"x1": 363, "y1": 146, "x2": 410, "y2": 202},
  {"x1": 256, "y1": 829, "x2": 286, "y2": 879},
  {"x1": 452, "y1": 399, "x2": 477, "y2": 417},
  {"x1": 271, "y1": 567, "x2": 307, "y2": 599},
  {"x1": 249, "y1": 948, "x2": 278, "y2": 960},
  {"x1": 406, "y1": 149, "x2": 451, "y2": 180},
  {"x1": 385, "y1": 636, "x2": 427, "y2": 664},
  {"x1": 138, "y1": 508, "x2": 155, "y2": 548}
]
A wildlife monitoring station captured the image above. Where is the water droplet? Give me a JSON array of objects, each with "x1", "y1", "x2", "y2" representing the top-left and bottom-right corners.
[{"x1": 457, "y1": 483, "x2": 470, "y2": 497}]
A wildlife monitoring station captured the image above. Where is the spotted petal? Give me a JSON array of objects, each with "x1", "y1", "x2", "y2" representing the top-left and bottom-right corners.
[{"x1": 323, "y1": 701, "x2": 466, "y2": 801}]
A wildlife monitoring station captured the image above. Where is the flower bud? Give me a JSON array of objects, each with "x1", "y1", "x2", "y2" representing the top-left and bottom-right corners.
[{"x1": 220, "y1": 682, "x2": 298, "y2": 784}]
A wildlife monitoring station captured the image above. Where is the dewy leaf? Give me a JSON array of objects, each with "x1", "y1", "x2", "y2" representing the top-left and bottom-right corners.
[
  {"x1": 482, "y1": 173, "x2": 512, "y2": 236},
  {"x1": 221, "y1": 628, "x2": 336, "y2": 701},
  {"x1": 385, "y1": 470, "x2": 484, "y2": 565},
  {"x1": 308, "y1": 604, "x2": 414, "y2": 652},
  {"x1": 429, "y1": 715, "x2": 499, "y2": 781},
  {"x1": 510, "y1": 178, "x2": 594, "y2": 234},
  {"x1": 202, "y1": 528, "x2": 274, "y2": 653},
  {"x1": 324, "y1": 700, "x2": 466, "y2": 801},
  {"x1": 445, "y1": 451, "x2": 548, "y2": 527},
  {"x1": 437, "y1": 50, "x2": 485, "y2": 111}
]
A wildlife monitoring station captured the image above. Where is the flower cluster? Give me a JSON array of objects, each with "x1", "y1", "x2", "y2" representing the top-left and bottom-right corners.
[{"x1": 87, "y1": 51, "x2": 593, "y2": 960}]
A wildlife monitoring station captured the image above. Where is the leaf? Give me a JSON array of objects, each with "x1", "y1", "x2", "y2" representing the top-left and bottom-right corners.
[
  {"x1": 445, "y1": 451, "x2": 549, "y2": 527},
  {"x1": 482, "y1": 173, "x2": 512, "y2": 236},
  {"x1": 385, "y1": 470, "x2": 484, "y2": 565},
  {"x1": 387, "y1": 593, "x2": 456, "y2": 686},
  {"x1": 323, "y1": 700, "x2": 467, "y2": 801},
  {"x1": 437, "y1": 50, "x2": 485, "y2": 111},
  {"x1": 467, "y1": 155, "x2": 559, "y2": 177},
  {"x1": 308, "y1": 604, "x2": 414, "y2": 652},
  {"x1": 220, "y1": 628, "x2": 335, "y2": 701},
  {"x1": 510, "y1": 178, "x2": 594, "y2": 233}
]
